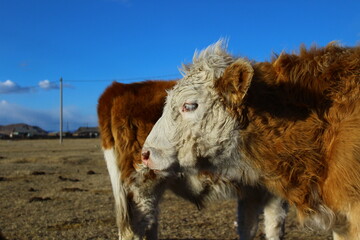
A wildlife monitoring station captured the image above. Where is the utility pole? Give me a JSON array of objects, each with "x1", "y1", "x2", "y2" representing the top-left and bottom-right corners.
[{"x1": 60, "y1": 77, "x2": 63, "y2": 144}]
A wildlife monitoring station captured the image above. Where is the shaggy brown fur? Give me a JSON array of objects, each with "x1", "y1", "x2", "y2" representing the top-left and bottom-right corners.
[
  {"x1": 216, "y1": 43, "x2": 360, "y2": 238},
  {"x1": 98, "y1": 80, "x2": 176, "y2": 180}
]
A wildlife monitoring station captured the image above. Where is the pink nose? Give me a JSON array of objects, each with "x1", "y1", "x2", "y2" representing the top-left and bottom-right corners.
[{"x1": 141, "y1": 150, "x2": 150, "y2": 164}]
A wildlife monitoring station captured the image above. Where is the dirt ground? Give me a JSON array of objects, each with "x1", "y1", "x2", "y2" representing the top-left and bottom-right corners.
[{"x1": 0, "y1": 139, "x2": 333, "y2": 240}]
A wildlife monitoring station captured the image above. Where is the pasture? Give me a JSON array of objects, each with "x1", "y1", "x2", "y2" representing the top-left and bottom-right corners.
[{"x1": 0, "y1": 139, "x2": 331, "y2": 239}]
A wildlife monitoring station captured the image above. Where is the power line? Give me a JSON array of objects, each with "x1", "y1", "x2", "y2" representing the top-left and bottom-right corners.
[{"x1": 64, "y1": 73, "x2": 180, "y2": 83}]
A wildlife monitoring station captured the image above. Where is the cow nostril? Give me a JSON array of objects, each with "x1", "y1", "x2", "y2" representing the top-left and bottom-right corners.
[{"x1": 141, "y1": 150, "x2": 150, "y2": 161}]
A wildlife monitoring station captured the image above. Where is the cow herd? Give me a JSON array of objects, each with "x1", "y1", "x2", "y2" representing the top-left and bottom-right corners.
[{"x1": 98, "y1": 40, "x2": 360, "y2": 240}]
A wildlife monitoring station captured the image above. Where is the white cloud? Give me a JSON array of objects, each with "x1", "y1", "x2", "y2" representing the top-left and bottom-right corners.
[
  {"x1": 0, "y1": 80, "x2": 31, "y2": 94},
  {"x1": 38, "y1": 80, "x2": 74, "y2": 90},
  {"x1": 2, "y1": 80, "x2": 15, "y2": 87},
  {"x1": 38, "y1": 80, "x2": 59, "y2": 90},
  {"x1": 0, "y1": 101, "x2": 97, "y2": 131},
  {"x1": 0, "y1": 100, "x2": 8, "y2": 105}
]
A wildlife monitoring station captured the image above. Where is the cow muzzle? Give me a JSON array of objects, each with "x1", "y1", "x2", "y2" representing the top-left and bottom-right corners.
[
  {"x1": 141, "y1": 146, "x2": 178, "y2": 173},
  {"x1": 141, "y1": 149, "x2": 150, "y2": 166},
  {"x1": 141, "y1": 147, "x2": 160, "y2": 170}
]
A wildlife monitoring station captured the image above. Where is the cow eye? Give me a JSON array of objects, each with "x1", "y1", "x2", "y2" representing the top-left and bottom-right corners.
[{"x1": 182, "y1": 103, "x2": 198, "y2": 112}]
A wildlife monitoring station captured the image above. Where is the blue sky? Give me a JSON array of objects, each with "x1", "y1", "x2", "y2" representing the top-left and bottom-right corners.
[{"x1": 0, "y1": 0, "x2": 359, "y2": 131}]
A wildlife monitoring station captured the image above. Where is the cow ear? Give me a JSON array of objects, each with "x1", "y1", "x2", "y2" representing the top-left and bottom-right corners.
[{"x1": 215, "y1": 59, "x2": 254, "y2": 109}]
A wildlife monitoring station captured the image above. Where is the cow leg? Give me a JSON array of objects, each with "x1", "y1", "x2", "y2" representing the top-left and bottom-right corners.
[
  {"x1": 333, "y1": 204, "x2": 360, "y2": 240},
  {"x1": 104, "y1": 147, "x2": 166, "y2": 240},
  {"x1": 103, "y1": 148, "x2": 134, "y2": 239},
  {"x1": 237, "y1": 187, "x2": 287, "y2": 240},
  {"x1": 348, "y1": 205, "x2": 360, "y2": 240},
  {"x1": 332, "y1": 232, "x2": 346, "y2": 240},
  {"x1": 332, "y1": 223, "x2": 352, "y2": 240},
  {"x1": 128, "y1": 174, "x2": 166, "y2": 240},
  {"x1": 237, "y1": 199, "x2": 260, "y2": 240},
  {"x1": 237, "y1": 186, "x2": 265, "y2": 240},
  {"x1": 263, "y1": 197, "x2": 288, "y2": 240}
]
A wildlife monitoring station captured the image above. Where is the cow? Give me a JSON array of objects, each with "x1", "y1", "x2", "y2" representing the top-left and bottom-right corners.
[
  {"x1": 142, "y1": 40, "x2": 360, "y2": 239},
  {"x1": 97, "y1": 80, "x2": 288, "y2": 240}
]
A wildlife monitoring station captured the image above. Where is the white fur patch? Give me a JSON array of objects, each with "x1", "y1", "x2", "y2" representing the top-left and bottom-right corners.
[
  {"x1": 264, "y1": 197, "x2": 287, "y2": 240},
  {"x1": 103, "y1": 148, "x2": 132, "y2": 239},
  {"x1": 104, "y1": 148, "x2": 120, "y2": 195}
]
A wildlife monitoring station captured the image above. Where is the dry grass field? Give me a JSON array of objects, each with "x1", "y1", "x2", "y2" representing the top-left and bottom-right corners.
[{"x1": 0, "y1": 139, "x2": 332, "y2": 240}]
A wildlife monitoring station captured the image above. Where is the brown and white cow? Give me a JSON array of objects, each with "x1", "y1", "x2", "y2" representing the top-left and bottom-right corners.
[
  {"x1": 142, "y1": 41, "x2": 360, "y2": 239},
  {"x1": 97, "y1": 80, "x2": 287, "y2": 240}
]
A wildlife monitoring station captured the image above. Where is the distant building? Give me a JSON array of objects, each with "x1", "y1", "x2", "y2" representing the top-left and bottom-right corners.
[
  {"x1": 0, "y1": 123, "x2": 47, "y2": 138},
  {"x1": 73, "y1": 127, "x2": 99, "y2": 138},
  {"x1": 47, "y1": 131, "x2": 73, "y2": 137}
]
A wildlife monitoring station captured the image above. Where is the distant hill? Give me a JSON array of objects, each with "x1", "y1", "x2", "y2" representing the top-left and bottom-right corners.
[{"x1": 0, "y1": 123, "x2": 48, "y2": 137}]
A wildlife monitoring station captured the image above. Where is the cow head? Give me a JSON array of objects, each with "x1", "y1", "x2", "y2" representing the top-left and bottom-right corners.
[{"x1": 142, "y1": 40, "x2": 255, "y2": 179}]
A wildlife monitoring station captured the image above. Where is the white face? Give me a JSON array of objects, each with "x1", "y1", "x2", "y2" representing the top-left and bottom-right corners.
[
  {"x1": 142, "y1": 77, "x2": 241, "y2": 173},
  {"x1": 142, "y1": 41, "x2": 244, "y2": 175}
]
